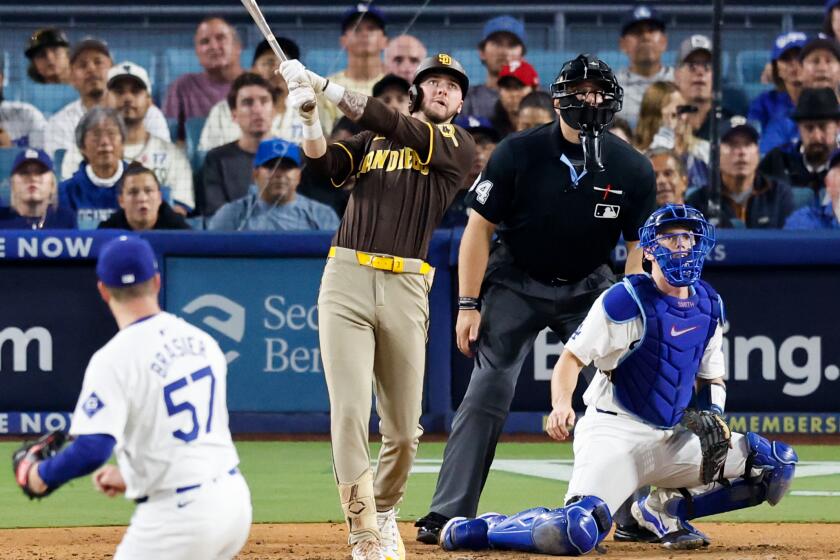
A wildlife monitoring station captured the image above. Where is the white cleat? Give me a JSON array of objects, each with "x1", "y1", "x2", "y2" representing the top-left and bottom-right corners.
[
  {"x1": 351, "y1": 538, "x2": 386, "y2": 560},
  {"x1": 376, "y1": 508, "x2": 406, "y2": 560}
]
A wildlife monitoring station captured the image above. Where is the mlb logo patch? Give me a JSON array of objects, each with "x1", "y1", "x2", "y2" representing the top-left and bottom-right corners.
[
  {"x1": 594, "y1": 204, "x2": 620, "y2": 219},
  {"x1": 82, "y1": 392, "x2": 105, "y2": 418}
]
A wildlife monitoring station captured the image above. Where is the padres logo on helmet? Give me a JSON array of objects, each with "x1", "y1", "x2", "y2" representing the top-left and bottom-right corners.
[{"x1": 437, "y1": 53, "x2": 452, "y2": 65}]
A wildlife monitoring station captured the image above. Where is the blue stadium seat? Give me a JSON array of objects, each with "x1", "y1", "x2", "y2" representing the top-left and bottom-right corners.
[
  {"x1": 185, "y1": 117, "x2": 207, "y2": 170},
  {"x1": 12, "y1": 82, "x2": 77, "y2": 116},
  {"x1": 527, "y1": 50, "x2": 573, "y2": 85},
  {"x1": 596, "y1": 50, "x2": 626, "y2": 72},
  {"x1": 306, "y1": 48, "x2": 347, "y2": 78},
  {"x1": 736, "y1": 50, "x2": 771, "y2": 85},
  {"x1": 0, "y1": 148, "x2": 16, "y2": 206},
  {"x1": 742, "y1": 82, "x2": 772, "y2": 105},
  {"x1": 791, "y1": 187, "x2": 817, "y2": 211},
  {"x1": 53, "y1": 149, "x2": 67, "y2": 182}
]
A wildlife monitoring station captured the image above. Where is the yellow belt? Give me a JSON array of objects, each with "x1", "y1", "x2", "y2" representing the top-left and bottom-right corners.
[{"x1": 328, "y1": 246, "x2": 432, "y2": 275}]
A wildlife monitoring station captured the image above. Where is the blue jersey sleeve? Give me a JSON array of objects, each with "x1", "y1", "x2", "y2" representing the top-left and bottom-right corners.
[{"x1": 37, "y1": 433, "x2": 116, "y2": 489}]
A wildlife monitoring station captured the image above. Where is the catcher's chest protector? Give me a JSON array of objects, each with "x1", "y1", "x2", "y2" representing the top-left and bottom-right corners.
[{"x1": 611, "y1": 275, "x2": 721, "y2": 428}]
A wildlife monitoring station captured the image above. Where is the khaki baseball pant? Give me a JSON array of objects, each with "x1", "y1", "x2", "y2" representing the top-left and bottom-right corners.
[{"x1": 318, "y1": 247, "x2": 432, "y2": 543}]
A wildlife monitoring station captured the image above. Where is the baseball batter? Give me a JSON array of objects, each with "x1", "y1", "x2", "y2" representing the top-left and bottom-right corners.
[
  {"x1": 439, "y1": 205, "x2": 798, "y2": 555},
  {"x1": 12, "y1": 235, "x2": 251, "y2": 560},
  {"x1": 279, "y1": 54, "x2": 475, "y2": 560}
]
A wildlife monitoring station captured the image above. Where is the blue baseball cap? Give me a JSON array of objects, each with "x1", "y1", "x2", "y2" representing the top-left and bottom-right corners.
[
  {"x1": 11, "y1": 148, "x2": 53, "y2": 175},
  {"x1": 254, "y1": 138, "x2": 302, "y2": 168},
  {"x1": 96, "y1": 235, "x2": 159, "y2": 288},
  {"x1": 482, "y1": 16, "x2": 526, "y2": 46},
  {"x1": 341, "y1": 3, "x2": 386, "y2": 32},
  {"x1": 454, "y1": 114, "x2": 501, "y2": 142},
  {"x1": 826, "y1": 0, "x2": 840, "y2": 15},
  {"x1": 620, "y1": 5, "x2": 666, "y2": 36},
  {"x1": 772, "y1": 31, "x2": 808, "y2": 61}
]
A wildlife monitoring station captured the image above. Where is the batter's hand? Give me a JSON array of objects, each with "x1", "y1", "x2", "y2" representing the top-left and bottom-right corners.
[
  {"x1": 279, "y1": 60, "x2": 328, "y2": 93},
  {"x1": 288, "y1": 84, "x2": 319, "y2": 125},
  {"x1": 93, "y1": 465, "x2": 126, "y2": 497},
  {"x1": 456, "y1": 309, "x2": 481, "y2": 357},
  {"x1": 546, "y1": 404, "x2": 576, "y2": 441}
]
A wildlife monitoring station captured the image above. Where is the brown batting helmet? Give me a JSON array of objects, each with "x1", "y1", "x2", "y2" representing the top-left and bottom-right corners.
[{"x1": 408, "y1": 53, "x2": 470, "y2": 113}]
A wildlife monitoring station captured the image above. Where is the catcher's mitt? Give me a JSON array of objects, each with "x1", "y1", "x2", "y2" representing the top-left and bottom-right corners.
[
  {"x1": 12, "y1": 431, "x2": 67, "y2": 499},
  {"x1": 681, "y1": 409, "x2": 731, "y2": 484}
]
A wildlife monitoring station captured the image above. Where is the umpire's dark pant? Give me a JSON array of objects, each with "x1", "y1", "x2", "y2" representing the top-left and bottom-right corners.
[{"x1": 429, "y1": 245, "x2": 615, "y2": 518}]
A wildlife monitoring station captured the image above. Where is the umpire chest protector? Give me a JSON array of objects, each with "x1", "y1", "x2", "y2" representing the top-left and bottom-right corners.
[{"x1": 606, "y1": 274, "x2": 722, "y2": 428}]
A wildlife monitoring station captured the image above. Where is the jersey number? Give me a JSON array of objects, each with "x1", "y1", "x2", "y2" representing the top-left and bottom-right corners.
[{"x1": 163, "y1": 366, "x2": 216, "y2": 443}]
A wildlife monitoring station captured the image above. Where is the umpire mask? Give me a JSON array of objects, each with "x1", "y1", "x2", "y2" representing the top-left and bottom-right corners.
[{"x1": 551, "y1": 55, "x2": 623, "y2": 173}]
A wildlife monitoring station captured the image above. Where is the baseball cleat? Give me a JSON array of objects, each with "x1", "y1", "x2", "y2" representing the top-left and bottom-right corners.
[
  {"x1": 613, "y1": 520, "x2": 659, "y2": 542},
  {"x1": 376, "y1": 509, "x2": 405, "y2": 560},
  {"x1": 414, "y1": 511, "x2": 449, "y2": 545},
  {"x1": 351, "y1": 537, "x2": 385, "y2": 560},
  {"x1": 631, "y1": 497, "x2": 709, "y2": 550}
]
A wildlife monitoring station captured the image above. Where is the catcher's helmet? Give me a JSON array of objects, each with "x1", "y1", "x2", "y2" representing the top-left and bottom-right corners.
[
  {"x1": 409, "y1": 53, "x2": 469, "y2": 114},
  {"x1": 639, "y1": 204, "x2": 716, "y2": 287},
  {"x1": 550, "y1": 54, "x2": 623, "y2": 132}
]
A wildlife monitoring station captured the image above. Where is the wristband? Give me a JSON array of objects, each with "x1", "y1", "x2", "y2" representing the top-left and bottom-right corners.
[
  {"x1": 458, "y1": 297, "x2": 480, "y2": 311},
  {"x1": 323, "y1": 80, "x2": 346, "y2": 105},
  {"x1": 302, "y1": 121, "x2": 323, "y2": 141}
]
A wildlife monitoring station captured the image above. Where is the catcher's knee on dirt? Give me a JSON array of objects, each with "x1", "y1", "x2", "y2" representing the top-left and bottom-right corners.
[{"x1": 669, "y1": 432, "x2": 798, "y2": 520}]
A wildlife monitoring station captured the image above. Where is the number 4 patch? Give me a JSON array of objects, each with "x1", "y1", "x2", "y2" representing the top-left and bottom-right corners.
[{"x1": 473, "y1": 180, "x2": 494, "y2": 204}]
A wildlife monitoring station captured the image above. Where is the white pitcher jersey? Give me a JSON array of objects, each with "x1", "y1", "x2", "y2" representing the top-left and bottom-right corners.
[
  {"x1": 565, "y1": 289, "x2": 725, "y2": 417},
  {"x1": 70, "y1": 312, "x2": 239, "y2": 500}
]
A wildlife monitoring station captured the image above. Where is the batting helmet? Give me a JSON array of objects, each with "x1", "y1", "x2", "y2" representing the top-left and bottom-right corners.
[
  {"x1": 639, "y1": 204, "x2": 716, "y2": 287},
  {"x1": 408, "y1": 53, "x2": 469, "y2": 114},
  {"x1": 550, "y1": 54, "x2": 623, "y2": 132}
]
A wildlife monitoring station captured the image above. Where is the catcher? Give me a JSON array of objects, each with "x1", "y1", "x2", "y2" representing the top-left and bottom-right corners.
[
  {"x1": 439, "y1": 205, "x2": 798, "y2": 555},
  {"x1": 12, "y1": 235, "x2": 251, "y2": 559}
]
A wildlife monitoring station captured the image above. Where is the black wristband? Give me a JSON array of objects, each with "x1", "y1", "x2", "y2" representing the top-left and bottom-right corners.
[{"x1": 458, "y1": 296, "x2": 480, "y2": 311}]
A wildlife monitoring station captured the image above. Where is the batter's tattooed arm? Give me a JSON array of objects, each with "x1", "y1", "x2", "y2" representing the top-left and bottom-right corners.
[{"x1": 338, "y1": 90, "x2": 369, "y2": 121}]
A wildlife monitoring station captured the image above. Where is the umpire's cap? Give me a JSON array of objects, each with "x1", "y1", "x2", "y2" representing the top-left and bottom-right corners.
[
  {"x1": 97, "y1": 235, "x2": 159, "y2": 288},
  {"x1": 412, "y1": 53, "x2": 469, "y2": 97}
]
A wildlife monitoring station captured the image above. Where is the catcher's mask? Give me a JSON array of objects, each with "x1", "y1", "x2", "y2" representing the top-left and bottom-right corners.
[
  {"x1": 550, "y1": 54, "x2": 623, "y2": 173},
  {"x1": 408, "y1": 53, "x2": 469, "y2": 115},
  {"x1": 639, "y1": 204, "x2": 716, "y2": 287}
]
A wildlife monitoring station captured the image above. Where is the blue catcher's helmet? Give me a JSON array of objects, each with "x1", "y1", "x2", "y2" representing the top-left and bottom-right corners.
[{"x1": 639, "y1": 204, "x2": 715, "y2": 287}]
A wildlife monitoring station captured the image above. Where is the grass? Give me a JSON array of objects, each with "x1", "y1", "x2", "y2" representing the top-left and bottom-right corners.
[{"x1": 0, "y1": 441, "x2": 837, "y2": 528}]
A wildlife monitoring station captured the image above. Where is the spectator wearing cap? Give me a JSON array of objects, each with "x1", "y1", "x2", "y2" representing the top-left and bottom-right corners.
[
  {"x1": 373, "y1": 74, "x2": 411, "y2": 115},
  {"x1": 199, "y1": 37, "x2": 305, "y2": 152},
  {"x1": 0, "y1": 148, "x2": 75, "y2": 229},
  {"x1": 761, "y1": 36, "x2": 840, "y2": 154},
  {"x1": 61, "y1": 62, "x2": 194, "y2": 213},
  {"x1": 491, "y1": 59, "x2": 539, "y2": 138},
  {"x1": 58, "y1": 107, "x2": 129, "y2": 229},
  {"x1": 98, "y1": 163, "x2": 189, "y2": 231},
  {"x1": 198, "y1": 73, "x2": 277, "y2": 216},
  {"x1": 615, "y1": 5, "x2": 673, "y2": 128},
  {"x1": 823, "y1": 0, "x2": 840, "y2": 41},
  {"x1": 647, "y1": 147, "x2": 689, "y2": 206},
  {"x1": 462, "y1": 15, "x2": 527, "y2": 120},
  {"x1": 749, "y1": 32, "x2": 807, "y2": 134},
  {"x1": 441, "y1": 115, "x2": 501, "y2": 227},
  {"x1": 25, "y1": 27, "x2": 71, "y2": 84},
  {"x1": 760, "y1": 87, "x2": 840, "y2": 198},
  {"x1": 634, "y1": 81, "x2": 709, "y2": 193},
  {"x1": 44, "y1": 38, "x2": 169, "y2": 158},
  {"x1": 317, "y1": 4, "x2": 388, "y2": 135},
  {"x1": 384, "y1": 35, "x2": 427, "y2": 82},
  {"x1": 0, "y1": 56, "x2": 47, "y2": 148},
  {"x1": 673, "y1": 33, "x2": 747, "y2": 142},
  {"x1": 164, "y1": 17, "x2": 243, "y2": 140},
  {"x1": 784, "y1": 148, "x2": 840, "y2": 229},
  {"x1": 208, "y1": 138, "x2": 338, "y2": 231},
  {"x1": 687, "y1": 117, "x2": 793, "y2": 228},
  {"x1": 515, "y1": 90, "x2": 555, "y2": 131}
]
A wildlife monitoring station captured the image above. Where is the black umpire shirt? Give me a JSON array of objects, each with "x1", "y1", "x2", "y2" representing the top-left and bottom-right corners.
[{"x1": 466, "y1": 120, "x2": 656, "y2": 283}]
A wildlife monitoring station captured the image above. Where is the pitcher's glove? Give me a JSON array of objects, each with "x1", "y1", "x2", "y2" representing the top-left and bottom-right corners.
[
  {"x1": 12, "y1": 430, "x2": 66, "y2": 499},
  {"x1": 681, "y1": 409, "x2": 731, "y2": 484}
]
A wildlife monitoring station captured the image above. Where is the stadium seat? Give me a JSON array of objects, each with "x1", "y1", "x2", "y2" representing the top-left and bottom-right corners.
[
  {"x1": 0, "y1": 148, "x2": 16, "y2": 206},
  {"x1": 596, "y1": 50, "x2": 626, "y2": 72},
  {"x1": 15, "y1": 82, "x2": 77, "y2": 116},
  {"x1": 742, "y1": 82, "x2": 772, "y2": 104},
  {"x1": 736, "y1": 50, "x2": 771, "y2": 85},
  {"x1": 53, "y1": 149, "x2": 66, "y2": 182},
  {"x1": 791, "y1": 187, "x2": 817, "y2": 210},
  {"x1": 527, "y1": 49, "x2": 573, "y2": 84},
  {"x1": 185, "y1": 117, "x2": 207, "y2": 170},
  {"x1": 167, "y1": 118, "x2": 179, "y2": 144}
]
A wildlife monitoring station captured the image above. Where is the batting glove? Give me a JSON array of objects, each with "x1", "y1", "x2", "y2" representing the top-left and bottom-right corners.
[{"x1": 288, "y1": 84, "x2": 319, "y2": 125}]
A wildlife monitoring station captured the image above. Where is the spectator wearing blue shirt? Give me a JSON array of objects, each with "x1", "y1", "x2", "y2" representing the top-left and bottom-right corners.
[
  {"x1": 208, "y1": 138, "x2": 339, "y2": 231},
  {"x1": 748, "y1": 31, "x2": 806, "y2": 134},
  {"x1": 761, "y1": 36, "x2": 840, "y2": 154},
  {"x1": 58, "y1": 107, "x2": 127, "y2": 229},
  {"x1": 785, "y1": 148, "x2": 840, "y2": 229},
  {"x1": 0, "y1": 148, "x2": 76, "y2": 229}
]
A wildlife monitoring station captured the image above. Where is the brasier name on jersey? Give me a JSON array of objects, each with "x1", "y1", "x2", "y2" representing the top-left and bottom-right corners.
[
  {"x1": 149, "y1": 335, "x2": 208, "y2": 378},
  {"x1": 358, "y1": 146, "x2": 430, "y2": 177}
]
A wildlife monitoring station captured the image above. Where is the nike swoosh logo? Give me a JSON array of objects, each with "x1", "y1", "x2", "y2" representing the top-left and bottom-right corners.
[
  {"x1": 177, "y1": 500, "x2": 194, "y2": 509},
  {"x1": 670, "y1": 325, "x2": 699, "y2": 337}
]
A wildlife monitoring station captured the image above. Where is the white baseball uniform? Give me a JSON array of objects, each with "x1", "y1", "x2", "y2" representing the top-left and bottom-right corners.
[
  {"x1": 70, "y1": 311, "x2": 251, "y2": 560},
  {"x1": 562, "y1": 288, "x2": 752, "y2": 514}
]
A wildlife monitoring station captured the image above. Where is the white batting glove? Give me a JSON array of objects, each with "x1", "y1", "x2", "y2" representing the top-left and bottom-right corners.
[
  {"x1": 280, "y1": 60, "x2": 314, "y2": 88},
  {"x1": 288, "y1": 84, "x2": 319, "y2": 125}
]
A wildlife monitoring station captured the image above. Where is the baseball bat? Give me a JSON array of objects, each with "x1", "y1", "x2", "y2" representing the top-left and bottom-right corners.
[{"x1": 239, "y1": 0, "x2": 316, "y2": 112}]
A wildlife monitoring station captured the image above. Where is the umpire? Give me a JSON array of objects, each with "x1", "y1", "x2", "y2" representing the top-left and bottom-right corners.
[{"x1": 416, "y1": 54, "x2": 656, "y2": 542}]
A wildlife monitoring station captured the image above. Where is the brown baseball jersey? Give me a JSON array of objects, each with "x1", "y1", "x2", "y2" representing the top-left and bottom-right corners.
[{"x1": 306, "y1": 98, "x2": 476, "y2": 260}]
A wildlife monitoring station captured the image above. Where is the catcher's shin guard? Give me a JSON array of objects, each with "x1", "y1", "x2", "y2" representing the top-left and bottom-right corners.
[
  {"x1": 531, "y1": 497, "x2": 612, "y2": 556},
  {"x1": 440, "y1": 512, "x2": 506, "y2": 551},
  {"x1": 487, "y1": 507, "x2": 550, "y2": 551},
  {"x1": 666, "y1": 433, "x2": 798, "y2": 520}
]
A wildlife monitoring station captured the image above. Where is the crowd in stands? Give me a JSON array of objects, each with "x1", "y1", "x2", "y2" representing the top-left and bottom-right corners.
[{"x1": 1, "y1": 3, "x2": 839, "y2": 232}]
